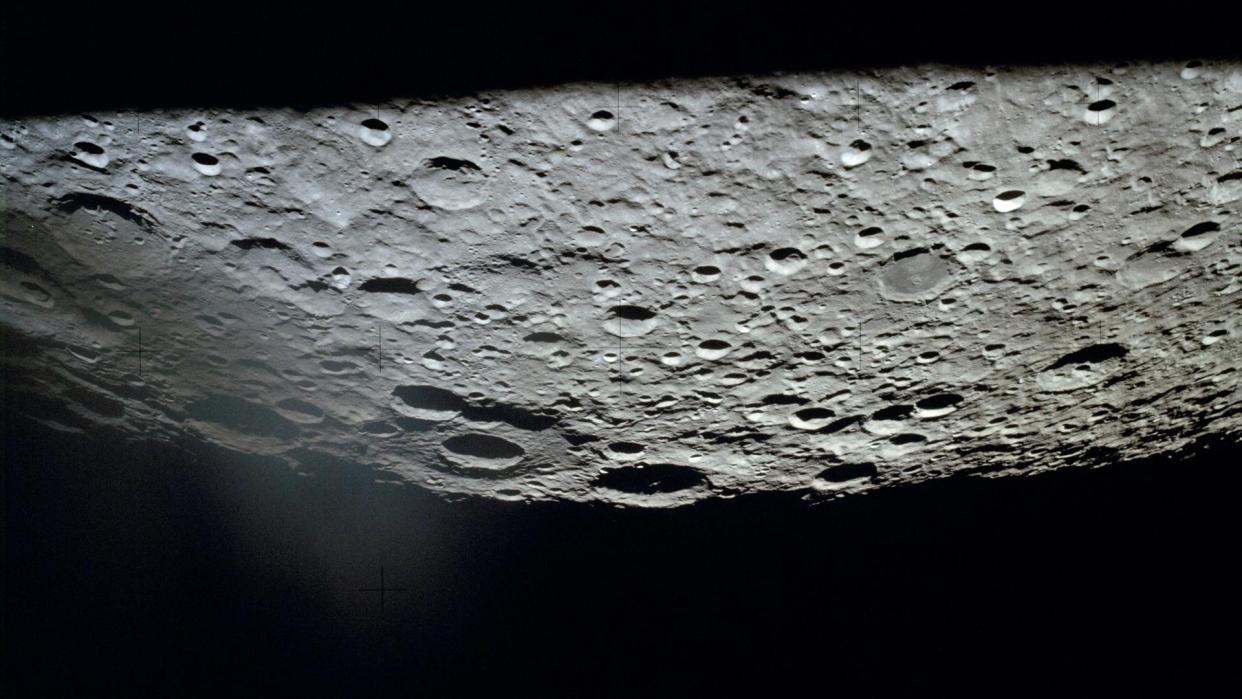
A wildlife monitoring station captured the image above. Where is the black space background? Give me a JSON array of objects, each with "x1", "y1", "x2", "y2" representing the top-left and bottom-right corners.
[{"x1": 3, "y1": 2, "x2": 1241, "y2": 695}]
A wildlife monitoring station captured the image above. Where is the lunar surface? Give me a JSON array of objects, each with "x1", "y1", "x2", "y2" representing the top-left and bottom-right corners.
[{"x1": 2, "y1": 62, "x2": 1239, "y2": 506}]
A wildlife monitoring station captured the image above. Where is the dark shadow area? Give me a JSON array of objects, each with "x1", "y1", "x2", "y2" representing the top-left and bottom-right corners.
[
  {"x1": 3, "y1": 399, "x2": 1239, "y2": 694},
  {"x1": 3, "y1": 4, "x2": 1240, "y2": 116}
]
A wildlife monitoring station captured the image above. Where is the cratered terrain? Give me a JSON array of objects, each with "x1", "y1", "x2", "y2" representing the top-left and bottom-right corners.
[{"x1": 2, "y1": 61, "x2": 1239, "y2": 506}]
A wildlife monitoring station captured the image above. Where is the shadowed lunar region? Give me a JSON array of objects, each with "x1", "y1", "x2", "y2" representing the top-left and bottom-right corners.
[{"x1": 1, "y1": 61, "x2": 1239, "y2": 509}]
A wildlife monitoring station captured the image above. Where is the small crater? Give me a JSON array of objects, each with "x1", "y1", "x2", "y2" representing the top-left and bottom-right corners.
[
  {"x1": 361, "y1": 420, "x2": 398, "y2": 435},
  {"x1": 1045, "y1": 343, "x2": 1128, "y2": 371},
  {"x1": 790, "y1": 407, "x2": 835, "y2": 430},
  {"x1": 185, "y1": 395, "x2": 299, "y2": 439},
  {"x1": 1048, "y1": 159, "x2": 1085, "y2": 172},
  {"x1": 461, "y1": 401, "x2": 559, "y2": 431},
  {"x1": 412, "y1": 156, "x2": 487, "y2": 210},
  {"x1": 191, "y1": 152, "x2": 222, "y2": 176},
  {"x1": 230, "y1": 237, "x2": 290, "y2": 251},
  {"x1": 573, "y1": 225, "x2": 606, "y2": 247},
  {"x1": 695, "y1": 339, "x2": 733, "y2": 360},
  {"x1": 523, "y1": 332, "x2": 565, "y2": 343},
  {"x1": 958, "y1": 242, "x2": 992, "y2": 264},
  {"x1": 358, "y1": 277, "x2": 421, "y2": 294},
  {"x1": 692, "y1": 265, "x2": 722, "y2": 282},
  {"x1": 761, "y1": 393, "x2": 809, "y2": 406},
  {"x1": 1174, "y1": 221, "x2": 1221, "y2": 253},
  {"x1": 1084, "y1": 99, "x2": 1117, "y2": 125},
  {"x1": 872, "y1": 404, "x2": 914, "y2": 421},
  {"x1": 765, "y1": 247, "x2": 807, "y2": 275},
  {"x1": 19, "y1": 281, "x2": 53, "y2": 307},
  {"x1": 65, "y1": 386, "x2": 125, "y2": 419},
  {"x1": 359, "y1": 118, "x2": 392, "y2": 147},
  {"x1": 890, "y1": 433, "x2": 928, "y2": 445},
  {"x1": 968, "y1": 162, "x2": 996, "y2": 181},
  {"x1": 1202, "y1": 328, "x2": 1230, "y2": 346},
  {"x1": 915, "y1": 393, "x2": 963, "y2": 418},
  {"x1": 611, "y1": 305, "x2": 656, "y2": 321},
  {"x1": 878, "y1": 247, "x2": 956, "y2": 300},
  {"x1": 53, "y1": 192, "x2": 158, "y2": 232},
  {"x1": 605, "y1": 305, "x2": 659, "y2": 337},
  {"x1": 607, "y1": 441, "x2": 646, "y2": 460},
  {"x1": 992, "y1": 189, "x2": 1026, "y2": 213},
  {"x1": 841, "y1": 139, "x2": 872, "y2": 168},
  {"x1": 816, "y1": 462, "x2": 877, "y2": 484},
  {"x1": 854, "y1": 226, "x2": 885, "y2": 249},
  {"x1": 107, "y1": 310, "x2": 135, "y2": 327},
  {"x1": 587, "y1": 110, "x2": 616, "y2": 132},
  {"x1": 593, "y1": 464, "x2": 708, "y2": 494},
  {"x1": 70, "y1": 141, "x2": 109, "y2": 168},
  {"x1": 319, "y1": 359, "x2": 360, "y2": 375},
  {"x1": 426, "y1": 156, "x2": 480, "y2": 172},
  {"x1": 274, "y1": 397, "x2": 325, "y2": 424}
]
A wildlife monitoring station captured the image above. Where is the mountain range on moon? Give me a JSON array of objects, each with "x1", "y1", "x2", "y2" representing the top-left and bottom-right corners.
[{"x1": 2, "y1": 61, "x2": 1239, "y2": 507}]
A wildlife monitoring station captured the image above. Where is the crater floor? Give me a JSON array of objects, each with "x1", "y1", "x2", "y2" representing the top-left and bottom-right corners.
[{"x1": 1, "y1": 61, "x2": 1239, "y2": 506}]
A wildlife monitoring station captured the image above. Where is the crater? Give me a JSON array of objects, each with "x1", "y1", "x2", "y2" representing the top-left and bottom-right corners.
[
  {"x1": 439, "y1": 433, "x2": 526, "y2": 472},
  {"x1": 765, "y1": 247, "x2": 807, "y2": 275},
  {"x1": 915, "y1": 393, "x2": 963, "y2": 418},
  {"x1": 230, "y1": 237, "x2": 290, "y2": 251},
  {"x1": 1085, "y1": 99, "x2": 1117, "y2": 125},
  {"x1": 604, "y1": 305, "x2": 659, "y2": 337},
  {"x1": 1173, "y1": 221, "x2": 1221, "y2": 253},
  {"x1": 958, "y1": 242, "x2": 992, "y2": 264},
  {"x1": 359, "y1": 118, "x2": 392, "y2": 147},
  {"x1": 412, "y1": 155, "x2": 487, "y2": 210},
  {"x1": 184, "y1": 395, "x2": 299, "y2": 439},
  {"x1": 53, "y1": 192, "x2": 158, "y2": 232},
  {"x1": 873, "y1": 404, "x2": 914, "y2": 421},
  {"x1": 841, "y1": 139, "x2": 872, "y2": 168},
  {"x1": 789, "y1": 407, "x2": 835, "y2": 430},
  {"x1": 611, "y1": 305, "x2": 656, "y2": 321},
  {"x1": 461, "y1": 401, "x2": 559, "y2": 431},
  {"x1": 587, "y1": 110, "x2": 616, "y2": 132},
  {"x1": 1037, "y1": 343, "x2": 1129, "y2": 392},
  {"x1": 992, "y1": 189, "x2": 1026, "y2": 212},
  {"x1": 274, "y1": 397, "x2": 325, "y2": 425},
  {"x1": 1117, "y1": 242, "x2": 1184, "y2": 290},
  {"x1": 358, "y1": 277, "x2": 421, "y2": 294},
  {"x1": 319, "y1": 359, "x2": 360, "y2": 375},
  {"x1": 573, "y1": 225, "x2": 606, "y2": 247},
  {"x1": 392, "y1": 384, "x2": 466, "y2": 421},
  {"x1": 865, "y1": 404, "x2": 912, "y2": 435},
  {"x1": 815, "y1": 462, "x2": 877, "y2": 486},
  {"x1": 695, "y1": 339, "x2": 733, "y2": 360},
  {"x1": 593, "y1": 464, "x2": 708, "y2": 494},
  {"x1": 878, "y1": 248, "x2": 956, "y2": 300},
  {"x1": 191, "y1": 152, "x2": 222, "y2": 176},
  {"x1": 692, "y1": 265, "x2": 722, "y2": 282},
  {"x1": 854, "y1": 226, "x2": 885, "y2": 249},
  {"x1": 606, "y1": 441, "x2": 646, "y2": 460},
  {"x1": 70, "y1": 141, "x2": 108, "y2": 168},
  {"x1": 523, "y1": 332, "x2": 565, "y2": 343},
  {"x1": 1045, "y1": 343, "x2": 1128, "y2": 371},
  {"x1": 890, "y1": 433, "x2": 928, "y2": 445}
]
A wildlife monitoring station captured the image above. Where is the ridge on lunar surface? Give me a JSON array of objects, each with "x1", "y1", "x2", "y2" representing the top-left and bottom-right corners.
[{"x1": 1, "y1": 62, "x2": 1239, "y2": 507}]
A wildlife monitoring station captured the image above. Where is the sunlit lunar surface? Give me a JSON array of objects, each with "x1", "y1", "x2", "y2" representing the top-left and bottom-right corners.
[{"x1": 2, "y1": 61, "x2": 1240, "y2": 506}]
